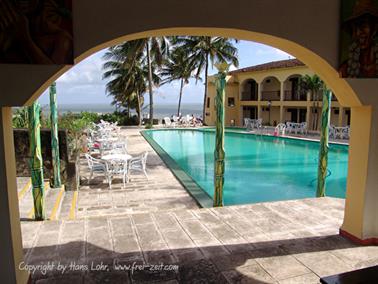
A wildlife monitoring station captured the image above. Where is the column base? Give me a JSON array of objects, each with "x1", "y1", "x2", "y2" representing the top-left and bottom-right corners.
[{"x1": 339, "y1": 229, "x2": 378, "y2": 245}]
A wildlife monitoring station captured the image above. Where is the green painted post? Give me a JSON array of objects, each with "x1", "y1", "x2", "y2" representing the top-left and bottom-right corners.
[
  {"x1": 213, "y1": 63, "x2": 229, "y2": 207},
  {"x1": 28, "y1": 102, "x2": 45, "y2": 220},
  {"x1": 316, "y1": 89, "x2": 332, "y2": 197},
  {"x1": 49, "y1": 82, "x2": 61, "y2": 188}
]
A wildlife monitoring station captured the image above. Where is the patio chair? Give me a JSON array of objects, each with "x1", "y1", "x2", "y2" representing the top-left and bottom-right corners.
[
  {"x1": 286, "y1": 122, "x2": 294, "y2": 134},
  {"x1": 109, "y1": 142, "x2": 128, "y2": 155},
  {"x1": 256, "y1": 118, "x2": 263, "y2": 129},
  {"x1": 275, "y1": 123, "x2": 286, "y2": 135},
  {"x1": 85, "y1": 154, "x2": 108, "y2": 183},
  {"x1": 300, "y1": 122, "x2": 308, "y2": 135},
  {"x1": 329, "y1": 125, "x2": 336, "y2": 139},
  {"x1": 105, "y1": 159, "x2": 128, "y2": 189},
  {"x1": 128, "y1": 151, "x2": 149, "y2": 180},
  {"x1": 164, "y1": 117, "x2": 172, "y2": 127}
]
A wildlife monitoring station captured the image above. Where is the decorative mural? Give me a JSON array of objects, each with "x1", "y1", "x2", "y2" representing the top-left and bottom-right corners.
[
  {"x1": 0, "y1": 0, "x2": 73, "y2": 64},
  {"x1": 339, "y1": 0, "x2": 378, "y2": 78}
]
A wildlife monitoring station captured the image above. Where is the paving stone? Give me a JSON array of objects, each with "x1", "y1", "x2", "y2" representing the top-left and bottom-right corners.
[
  {"x1": 222, "y1": 264, "x2": 276, "y2": 283},
  {"x1": 87, "y1": 218, "x2": 108, "y2": 230},
  {"x1": 278, "y1": 272, "x2": 320, "y2": 284},
  {"x1": 178, "y1": 259, "x2": 228, "y2": 283},
  {"x1": 132, "y1": 213, "x2": 154, "y2": 225},
  {"x1": 256, "y1": 255, "x2": 310, "y2": 280},
  {"x1": 294, "y1": 251, "x2": 353, "y2": 277},
  {"x1": 110, "y1": 217, "x2": 134, "y2": 236}
]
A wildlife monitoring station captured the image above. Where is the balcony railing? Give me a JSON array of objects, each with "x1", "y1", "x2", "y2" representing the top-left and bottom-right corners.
[
  {"x1": 284, "y1": 90, "x2": 307, "y2": 101},
  {"x1": 241, "y1": 91, "x2": 258, "y2": 101},
  {"x1": 261, "y1": 91, "x2": 280, "y2": 101}
]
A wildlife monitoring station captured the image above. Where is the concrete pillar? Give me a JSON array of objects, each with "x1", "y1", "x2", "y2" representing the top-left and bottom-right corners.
[
  {"x1": 340, "y1": 106, "x2": 378, "y2": 244},
  {"x1": 279, "y1": 105, "x2": 284, "y2": 123},
  {"x1": 257, "y1": 82, "x2": 262, "y2": 119},
  {"x1": 280, "y1": 80, "x2": 285, "y2": 101},
  {"x1": 338, "y1": 107, "x2": 344, "y2": 127},
  {"x1": 257, "y1": 82, "x2": 262, "y2": 101},
  {"x1": 257, "y1": 104, "x2": 262, "y2": 120},
  {"x1": 0, "y1": 107, "x2": 29, "y2": 284},
  {"x1": 306, "y1": 105, "x2": 311, "y2": 127}
]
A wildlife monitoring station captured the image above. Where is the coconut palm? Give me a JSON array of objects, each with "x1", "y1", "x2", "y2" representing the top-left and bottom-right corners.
[
  {"x1": 104, "y1": 38, "x2": 170, "y2": 126},
  {"x1": 103, "y1": 42, "x2": 160, "y2": 125},
  {"x1": 173, "y1": 37, "x2": 239, "y2": 122},
  {"x1": 160, "y1": 47, "x2": 198, "y2": 116},
  {"x1": 299, "y1": 74, "x2": 326, "y2": 130}
]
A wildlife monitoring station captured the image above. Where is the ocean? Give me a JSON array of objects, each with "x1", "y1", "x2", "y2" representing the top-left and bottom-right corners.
[{"x1": 38, "y1": 103, "x2": 203, "y2": 119}]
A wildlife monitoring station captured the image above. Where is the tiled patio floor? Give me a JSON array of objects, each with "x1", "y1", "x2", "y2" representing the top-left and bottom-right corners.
[
  {"x1": 21, "y1": 197, "x2": 378, "y2": 283},
  {"x1": 19, "y1": 127, "x2": 374, "y2": 283},
  {"x1": 76, "y1": 128, "x2": 199, "y2": 219}
]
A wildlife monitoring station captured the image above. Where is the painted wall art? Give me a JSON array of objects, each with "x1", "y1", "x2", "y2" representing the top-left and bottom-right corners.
[
  {"x1": 0, "y1": 0, "x2": 73, "y2": 64},
  {"x1": 340, "y1": 0, "x2": 378, "y2": 78}
]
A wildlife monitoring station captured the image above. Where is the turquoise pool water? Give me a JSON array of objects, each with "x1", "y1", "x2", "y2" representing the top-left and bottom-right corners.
[{"x1": 145, "y1": 129, "x2": 348, "y2": 205}]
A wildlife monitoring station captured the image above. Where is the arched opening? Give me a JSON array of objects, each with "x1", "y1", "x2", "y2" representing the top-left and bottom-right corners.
[
  {"x1": 12, "y1": 28, "x2": 369, "y2": 239},
  {"x1": 240, "y1": 78, "x2": 259, "y2": 101},
  {"x1": 1, "y1": 19, "x2": 378, "y2": 282},
  {"x1": 283, "y1": 74, "x2": 304, "y2": 101}
]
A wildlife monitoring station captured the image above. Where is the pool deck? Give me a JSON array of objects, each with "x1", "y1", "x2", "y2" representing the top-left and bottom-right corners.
[
  {"x1": 22, "y1": 197, "x2": 378, "y2": 283},
  {"x1": 19, "y1": 127, "x2": 377, "y2": 283}
]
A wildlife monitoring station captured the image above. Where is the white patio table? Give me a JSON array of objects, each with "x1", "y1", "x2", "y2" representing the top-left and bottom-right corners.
[{"x1": 101, "y1": 153, "x2": 132, "y2": 162}]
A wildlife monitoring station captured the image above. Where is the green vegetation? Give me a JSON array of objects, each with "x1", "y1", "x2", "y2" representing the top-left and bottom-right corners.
[
  {"x1": 12, "y1": 108, "x2": 138, "y2": 155},
  {"x1": 160, "y1": 47, "x2": 197, "y2": 116},
  {"x1": 103, "y1": 37, "x2": 170, "y2": 126},
  {"x1": 102, "y1": 36, "x2": 239, "y2": 124},
  {"x1": 299, "y1": 74, "x2": 326, "y2": 130},
  {"x1": 172, "y1": 37, "x2": 239, "y2": 120}
]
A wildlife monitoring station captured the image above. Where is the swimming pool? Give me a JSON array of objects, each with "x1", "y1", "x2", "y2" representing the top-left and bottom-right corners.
[{"x1": 143, "y1": 129, "x2": 348, "y2": 206}]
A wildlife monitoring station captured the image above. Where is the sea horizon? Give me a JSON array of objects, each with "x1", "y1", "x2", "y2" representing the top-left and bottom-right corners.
[{"x1": 37, "y1": 103, "x2": 203, "y2": 118}]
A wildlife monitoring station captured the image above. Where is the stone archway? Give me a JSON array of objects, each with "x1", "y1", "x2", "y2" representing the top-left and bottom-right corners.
[
  {"x1": 1, "y1": 1, "x2": 378, "y2": 282},
  {"x1": 11, "y1": 25, "x2": 373, "y2": 244}
]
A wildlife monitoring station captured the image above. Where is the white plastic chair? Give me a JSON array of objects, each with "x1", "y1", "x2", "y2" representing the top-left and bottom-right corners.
[
  {"x1": 164, "y1": 117, "x2": 172, "y2": 127},
  {"x1": 128, "y1": 152, "x2": 149, "y2": 180},
  {"x1": 105, "y1": 159, "x2": 128, "y2": 189},
  {"x1": 329, "y1": 125, "x2": 336, "y2": 139},
  {"x1": 275, "y1": 123, "x2": 286, "y2": 135},
  {"x1": 300, "y1": 122, "x2": 308, "y2": 135},
  {"x1": 85, "y1": 154, "x2": 107, "y2": 182}
]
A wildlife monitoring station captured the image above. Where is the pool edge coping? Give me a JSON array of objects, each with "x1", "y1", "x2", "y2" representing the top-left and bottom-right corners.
[{"x1": 140, "y1": 130, "x2": 213, "y2": 209}]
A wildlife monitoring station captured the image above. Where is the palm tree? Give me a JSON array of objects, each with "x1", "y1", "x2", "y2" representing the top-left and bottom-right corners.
[
  {"x1": 160, "y1": 47, "x2": 197, "y2": 116},
  {"x1": 173, "y1": 37, "x2": 239, "y2": 122},
  {"x1": 103, "y1": 42, "x2": 160, "y2": 125},
  {"x1": 299, "y1": 74, "x2": 326, "y2": 130},
  {"x1": 105, "y1": 38, "x2": 170, "y2": 126}
]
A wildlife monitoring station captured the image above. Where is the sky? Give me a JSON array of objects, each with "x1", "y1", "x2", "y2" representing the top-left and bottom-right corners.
[{"x1": 37, "y1": 40, "x2": 293, "y2": 106}]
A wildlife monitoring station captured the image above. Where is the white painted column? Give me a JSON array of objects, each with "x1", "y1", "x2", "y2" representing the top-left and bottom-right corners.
[{"x1": 0, "y1": 107, "x2": 29, "y2": 284}]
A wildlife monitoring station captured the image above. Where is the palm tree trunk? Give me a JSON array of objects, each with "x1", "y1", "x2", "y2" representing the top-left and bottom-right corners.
[
  {"x1": 177, "y1": 78, "x2": 184, "y2": 116},
  {"x1": 146, "y1": 40, "x2": 154, "y2": 126},
  {"x1": 202, "y1": 56, "x2": 209, "y2": 125},
  {"x1": 137, "y1": 92, "x2": 142, "y2": 126}
]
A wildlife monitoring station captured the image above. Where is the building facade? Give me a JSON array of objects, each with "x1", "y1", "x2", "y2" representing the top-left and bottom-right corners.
[{"x1": 204, "y1": 59, "x2": 350, "y2": 130}]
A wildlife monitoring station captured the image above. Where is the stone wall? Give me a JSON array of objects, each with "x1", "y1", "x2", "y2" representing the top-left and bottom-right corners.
[{"x1": 13, "y1": 129, "x2": 78, "y2": 190}]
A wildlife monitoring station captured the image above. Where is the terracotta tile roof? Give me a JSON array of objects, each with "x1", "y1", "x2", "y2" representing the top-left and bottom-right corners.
[{"x1": 228, "y1": 59, "x2": 304, "y2": 74}]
